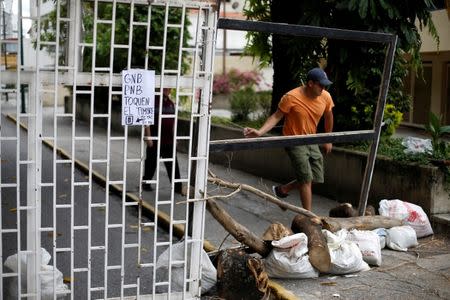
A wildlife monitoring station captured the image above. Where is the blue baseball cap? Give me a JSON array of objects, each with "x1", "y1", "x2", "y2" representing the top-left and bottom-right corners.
[{"x1": 306, "y1": 68, "x2": 333, "y2": 86}]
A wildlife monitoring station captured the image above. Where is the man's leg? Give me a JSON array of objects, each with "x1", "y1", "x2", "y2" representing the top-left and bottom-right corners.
[
  {"x1": 283, "y1": 145, "x2": 320, "y2": 211},
  {"x1": 277, "y1": 180, "x2": 297, "y2": 195},
  {"x1": 143, "y1": 145, "x2": 158, "y2": 190},
  {"x1": 298, "y1": 181, "x2": 312, "y2": 211},
  {"x1": 161, "y1": 144, "x2": 183, "y2": 194}
]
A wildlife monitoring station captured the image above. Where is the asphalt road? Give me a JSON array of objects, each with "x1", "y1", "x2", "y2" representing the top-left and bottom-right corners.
[
  {"x1": 2, "y1": 101, "x2": 450, "y2": 300},
  {"x1": 1, "y1": 113, "x2": 176, "y2": 299}
]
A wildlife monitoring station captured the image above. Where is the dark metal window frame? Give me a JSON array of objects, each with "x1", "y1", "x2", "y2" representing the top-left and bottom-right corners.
[{"x1": 210, "y1": 18, "x2": 398, "y2": 216}]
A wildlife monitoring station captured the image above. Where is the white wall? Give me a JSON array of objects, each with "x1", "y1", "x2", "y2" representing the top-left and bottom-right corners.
[{"x1": 419, "y1": 9, "x2": 450, "y2": 53}]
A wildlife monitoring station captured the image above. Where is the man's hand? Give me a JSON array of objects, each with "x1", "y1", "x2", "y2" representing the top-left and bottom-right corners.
[
  {"x1": 243, "y1": 109, "x2": 284, "y2": 139},
  {"x1": 243, "y1": 127, "x2": 261, "y2": 138},
  {"x1": 145, "y1": 138, "x2": 154, "y2": 148},
  {"x1": 322, "y1": 143, "x2": 332, "y2": 154}
]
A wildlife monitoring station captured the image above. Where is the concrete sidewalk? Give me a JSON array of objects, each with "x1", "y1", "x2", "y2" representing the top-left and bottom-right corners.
[{"x1": 3, "y1": 102, "x2": 450, "y2": 299}]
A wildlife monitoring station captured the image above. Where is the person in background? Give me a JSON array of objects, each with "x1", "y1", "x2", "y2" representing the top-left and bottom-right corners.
[
  {"x1": 243, "y1": 68, "x2": 334, "y2": 211},
  {"x1": 143, "y1": 88, "x2": 185, "y2": 195}
]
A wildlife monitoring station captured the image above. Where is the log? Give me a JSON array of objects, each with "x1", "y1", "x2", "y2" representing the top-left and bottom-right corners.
[
  {"x1": 291, "y1": 214, "x2": 331, "y2": 273},
  {"x1": 206, "y1": 198, "x2": 271, "y2": 257},
  {"x1": 216, "y1": 248, "x2": 271, "y2": 300},
  {"x1": 261, "y1": 222, "x2": 293, "y2": 241},
  {"x1": 321, "y1": 215, "x2": 403, "y2": 232},
  {"x1": 329, "y1": 203, "x2": 376, "y2": 217}
]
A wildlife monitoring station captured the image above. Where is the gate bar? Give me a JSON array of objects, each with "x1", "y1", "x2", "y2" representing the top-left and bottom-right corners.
[
  {"x1": 214, "y1": 18, "x2": 397, "y2": 217},
  {"x1": 357, "y1": 37, "x2": 397, "y2": 215},
  {"x1": 218, "y1": 18, "x2": 395, "y2": 43},
  {"x1": 209, "y1": 130, "x2": 375, "y2": 152}
]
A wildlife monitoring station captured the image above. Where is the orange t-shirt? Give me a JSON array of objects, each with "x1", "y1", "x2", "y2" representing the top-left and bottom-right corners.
[{"x1": 278, "y1": 87, "x2": 334, "y2": 136}]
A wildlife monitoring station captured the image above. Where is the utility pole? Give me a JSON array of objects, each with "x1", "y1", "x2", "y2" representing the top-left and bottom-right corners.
[
  {"x1": 1, "y1": 0, "x2": 9, "y2": 101},
  {"x1": 1, "y1": 1, "x2": 8, "y2": 69},
  {"x1": 18, "y1": 0, "x2": 25, "y2": 112},
  {"x1": 222, "y1": 0, "x2": 226, "y2": 75}
]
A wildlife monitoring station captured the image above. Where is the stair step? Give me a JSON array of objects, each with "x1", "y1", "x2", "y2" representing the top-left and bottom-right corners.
[{"x1": 431, "y1": 214, "x2": 450, "y2": 234}]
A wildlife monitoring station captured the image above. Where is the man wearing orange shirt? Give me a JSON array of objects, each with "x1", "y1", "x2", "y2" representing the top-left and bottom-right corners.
[{"x1": 243, "y1": 67, "x2": 334, "y2": 211}]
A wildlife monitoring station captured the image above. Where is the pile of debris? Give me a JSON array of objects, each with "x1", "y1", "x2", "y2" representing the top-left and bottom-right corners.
[{"x1": 205, "y1": 175, "x2": 433, "y2": 299}]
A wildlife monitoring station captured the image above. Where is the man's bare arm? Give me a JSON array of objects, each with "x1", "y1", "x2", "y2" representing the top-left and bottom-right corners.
[
  {"x1": 243, "y1": 109, "x2": 284, "y2": 138},
  {"x1": 322, "y1": 110, "x2": 334, "y2": 154}
]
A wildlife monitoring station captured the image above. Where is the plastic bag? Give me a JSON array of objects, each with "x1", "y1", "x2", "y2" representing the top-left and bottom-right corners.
[
  {"x1": 386, "y1": 225, "x2": 418, "y2": 251},
  {"x1": 323, "y1": 229, "x2": 370, "y2": 274},
  {"x1": 372, "y1": 228, "x2": 387, "y2": 249},
  {"x1": 346, "y1": 229, "x2": 382, "y2": 266},
  {"x1": 155, "y1": 241, "x2": 217, "y2": 294},
  {"x1": 264, "y1": 233, "x2": 319, "y2": 279},
  {"x1": 379, "y1": 199, "x2": 433, "y2": 238},
  {"x1": 401, "y1": 137, "x2": 432, "y2": 154},
  {"x1": 4, "y1": 248, "x2": 70, "y2": 300},
  {"x1": 271, "y1": 232, "x2": 304, "y2": 249}
]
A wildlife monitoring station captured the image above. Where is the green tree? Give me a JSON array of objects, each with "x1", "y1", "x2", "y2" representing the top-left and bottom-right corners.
[
  {"x1": 37, "y1": 1, "x2": 191, "y2": 74},
  {"x1": 36, "y1": 2, "x2": 192, "y2": 116},
  {"x1": 244, "y1": 0, "x2": 439, "y2": 132}
]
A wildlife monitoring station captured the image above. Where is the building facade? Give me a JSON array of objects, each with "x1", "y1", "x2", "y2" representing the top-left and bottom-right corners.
[{"x1": 404, "y1": 4, "x2": 450, "y2": 126}]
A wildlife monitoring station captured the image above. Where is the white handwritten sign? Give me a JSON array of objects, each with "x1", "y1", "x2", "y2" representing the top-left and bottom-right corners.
[{"x1": 122, "y1": 69, "x2": 155, "y2": 126}]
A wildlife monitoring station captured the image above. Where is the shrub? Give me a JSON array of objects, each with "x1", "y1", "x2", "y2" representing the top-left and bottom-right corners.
[
  {"x1": 343, "y1": 138, "x2": 430, "y2": 166},
  {"x1": 382, "y1": 104, "x2": 403, "y2": 137},
  {"x1": 257, "y1": 90, "x2": 272, "y2": 120},
  {"x1": 230, "y1": 87, "x2": 258, "y2": 122},
  {"x1": 213, "y1": 69, "x2": 262, "y2": 95},
  {"x1": 425, "y1": 112, "x2": 450, "y2": 159}
]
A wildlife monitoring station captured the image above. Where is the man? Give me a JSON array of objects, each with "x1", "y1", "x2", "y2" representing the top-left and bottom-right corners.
[
  {"x1": 243, "y1": 67, "x2": 334, "y2": 211},
  {"x1": 143, "y1": 88, "x2": 185, "y2": 195}
]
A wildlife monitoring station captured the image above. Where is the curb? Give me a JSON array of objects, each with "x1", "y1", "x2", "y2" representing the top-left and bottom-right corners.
[{"x1": 6, "y1": 113, "x2": 299, "y2": 300}]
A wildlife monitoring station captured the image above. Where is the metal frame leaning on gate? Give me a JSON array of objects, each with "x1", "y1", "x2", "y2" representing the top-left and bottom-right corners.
[{"x1": 210, "y1": 18, "x2": 398, "y2": 216}]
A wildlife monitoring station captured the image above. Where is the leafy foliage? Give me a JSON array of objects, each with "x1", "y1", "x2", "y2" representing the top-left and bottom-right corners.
[
  {"x1": 425, "y1": 112, "x2": 450, "y2": 159},
  {"x1": 343, "y1": 138, "x2": 431, "y2": 165},
  {"x1": 81, "y1": 3, "x2": 191, "y2": 73},
  {"x1": 382, "y1": 104, "x2": 403, "y2": 137},
  {"x1": 243, "y1": 0, "x2": 439, "y2": 132},
  {"x1": 36, "y1": 2, "x2": 191, "y2": 74},
  {"x1": 230, "y1": 87, "x2": 259, "y2": 122}
]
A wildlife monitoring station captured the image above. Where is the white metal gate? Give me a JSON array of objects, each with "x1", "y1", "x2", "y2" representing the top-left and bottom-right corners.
[{"x1": 1, "y1": 0, "x2": 217, "y2": 299}]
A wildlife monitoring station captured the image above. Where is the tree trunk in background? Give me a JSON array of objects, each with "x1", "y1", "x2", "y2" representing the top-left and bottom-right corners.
[{"x1": 270, "y1": 0, "x2": 303, "y2": 116}]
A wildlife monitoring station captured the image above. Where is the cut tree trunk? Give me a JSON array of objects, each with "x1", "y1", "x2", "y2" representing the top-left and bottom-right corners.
[
  {"x1": 216, "y1": 248, "x2": 271, "y2": 300},
  {"x1": 291, "y1": 214, "x2": 331, "y2": 273},
  {"x1": 321, "y1": 215, "x2": 403, "y2": 232},
  {"x1": 206, "y1": 198, "x2": 271, "y2": 257}
]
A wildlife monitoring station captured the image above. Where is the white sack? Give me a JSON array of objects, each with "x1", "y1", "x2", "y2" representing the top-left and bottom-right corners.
[
  {"x1": 155, "y1": 241, "x2": 217, "y2": 294},
  {"x1": 4, "y1": 248, "x2": 70, "y2": 300},
  {"x1": 379, "y1": 199, "x2": 433, "y2": 238},
  {"x1": 264, "y1": 233, "x2": 319, "y2": 279},
  {"x1": 372, "y1": 228, "x2": 387, "y2": 249},
  {"x1": 401, "y1": 136, "x2": 432, "y2": 154},
  {"x1": 386, "y1": 225, "x2": 418, "y2": 251},
  {"x1": 346, "y1": 229, "x2": 382, "y2": 266},
  {"x1": 323, "y1": 229, "x2": 370, "y2": 275}
]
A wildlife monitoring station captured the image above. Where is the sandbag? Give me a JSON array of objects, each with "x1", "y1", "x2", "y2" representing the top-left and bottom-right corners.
[
  {"x1": 323, "y1": 229, "x2": 370, "y2": 275},
  {"x1": 264, "y1": 233, "x2": 319, "y2": 279},
  {"x1": 386, "y1": 225, "x2": 418, "y2": 251},
  {"x1": 401, "y1": 137, "x2": 432, "y2": 154},
  {"x1": 379, "y1": 199, "x2": 433, "y2": 238},
  {"x1": 155, "y1": 241, "x2": 217, "y2": 294},
  {"x1": 372, "y1": 228, "x2": 387, "y2": 249},
  {"x1": 346, "y1": 229, "x2": 382, "y2": 266},
  {"x1": 4, "y1": 248, "x2": 70, "y2": 300}
]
